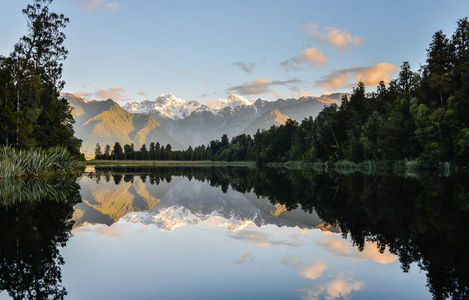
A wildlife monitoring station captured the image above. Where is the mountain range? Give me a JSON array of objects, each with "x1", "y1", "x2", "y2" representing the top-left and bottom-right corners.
[{"x1": 63, "y1": 92, "x2": 347, "y2": 157}]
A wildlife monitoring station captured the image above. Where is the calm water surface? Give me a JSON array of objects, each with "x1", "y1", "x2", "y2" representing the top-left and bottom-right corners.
[{"x1": 0, "y1": 166, "x2": 467, "y2": 299}]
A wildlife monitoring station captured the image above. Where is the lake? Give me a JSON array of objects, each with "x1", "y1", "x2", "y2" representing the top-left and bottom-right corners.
[{"x1": 0, "y1": 166, "x2": 467, "y2": 299}]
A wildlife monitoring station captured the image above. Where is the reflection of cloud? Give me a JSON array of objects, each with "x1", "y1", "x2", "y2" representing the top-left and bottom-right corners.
[
  {"x1": 304, "y1": 23, "x2": 363, "y2": 53},
  {"x1": 317, "y1": 234, "x2": 397, "y2": 264},
  {"x1": 74, "y1": 223, "x2": 128, "y2": 237},
  {"x1": 78, "y1": 0, "x2": 119, "y2": 12},
  {"x1": 233, "y1": 252, "x2": 254, "y2": 264},
  {"x1": 227, "y1": 79, "x2": 302, "y2": 96},
  {"x1": 282, "y1": 255, "x2": 327, "y2": 280},
  {"x1": 281, "y1": 47, "x2": 327, "y2": 71},
  {"x1": 229, "y1": 230, "x2": 301, "y2": 247},
  {"x1": 233, "y1": 61, "x2": 255, "y2": 74},
  {"x1": 300, "y1": 263, "x2": 328, "y2": 280},
  {"x1": 315, "y1": 63, "x2": 399, "y2": 90},
  {"x1": 299, "y1": 272, "x2": 364, "y2": 300}
]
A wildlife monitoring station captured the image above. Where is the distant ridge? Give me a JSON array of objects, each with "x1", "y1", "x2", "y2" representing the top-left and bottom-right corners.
[
  {"x1": 63, "y1": 92, "x2": 347, "y2": 154},
  {"x1": 62, "y1": 93, "x2": 182, "y2": 158}
]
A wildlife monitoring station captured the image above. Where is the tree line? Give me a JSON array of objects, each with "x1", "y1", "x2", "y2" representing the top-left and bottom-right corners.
[{"x1": 97, "y1": 18, "x2": 469, "y2": 167}]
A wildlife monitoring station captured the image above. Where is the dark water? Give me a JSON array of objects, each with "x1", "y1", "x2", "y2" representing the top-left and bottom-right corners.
[{"x1": 0, "y1": 166, "x2": 468, "y2": 299}]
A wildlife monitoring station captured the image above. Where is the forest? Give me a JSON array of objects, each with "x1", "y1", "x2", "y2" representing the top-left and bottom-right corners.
[{"x1": 97, "y1": 18, "x2": 469, "y2": 169}]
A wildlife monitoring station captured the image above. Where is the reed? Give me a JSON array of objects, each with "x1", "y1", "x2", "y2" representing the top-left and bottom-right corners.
[{"x1": 0, "y1": 146, "x2": 76, "y2": 178}]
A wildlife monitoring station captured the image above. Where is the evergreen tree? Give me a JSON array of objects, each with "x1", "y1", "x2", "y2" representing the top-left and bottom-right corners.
[
  {"x1": 0, "y1": 0, "x2": 81, "y2": 155},
  {"x1": 94, "y1": 143, "x2": 102, "y2": 159}
]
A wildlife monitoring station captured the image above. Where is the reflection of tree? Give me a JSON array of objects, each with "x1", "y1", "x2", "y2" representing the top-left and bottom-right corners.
[
  {"x1": 0, "y1": 178, "x2": 81, "y2": 299},
  {"x1": 93, "y1": 166, "x2": 469, "y2": 299},
  {"x1": 309, "y1": 174, "x2": 469, "y2": 300}
]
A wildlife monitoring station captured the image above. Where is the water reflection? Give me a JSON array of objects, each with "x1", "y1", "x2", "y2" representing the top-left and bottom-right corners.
[
  {"x1": 79, "y1": 166, "x2": 468, "y2": 299},
  {"x1": 0, "y1": 167, "x2": 467, "y2": 299},
  {"x1": 0, "y1": 178, "x2": 81, "y2": 299}
]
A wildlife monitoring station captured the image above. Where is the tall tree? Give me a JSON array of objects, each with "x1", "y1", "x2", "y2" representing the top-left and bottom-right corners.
[{"x1": 0, "y1": 0, "x2": 81, "y2": 155}]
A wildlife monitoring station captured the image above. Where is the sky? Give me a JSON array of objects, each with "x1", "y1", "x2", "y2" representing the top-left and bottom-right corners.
[{"x1": 1, "y1": 0, "x2": 468, "y2": 105}]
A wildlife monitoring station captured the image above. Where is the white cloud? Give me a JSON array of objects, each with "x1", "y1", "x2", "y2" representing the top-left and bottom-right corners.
[
  {"x1": 233, "y1": 61, "x2": 255, "y2": 74},
  {"x1": 227, "y1": 79, "x2": 302, "y2": 96},
  {"x1": 138, "y1": 91, "x2": 149, "y2": 99},
  {"x1": 304, "y1": 23, "x2": 363, "y2": 53},
  {"x1": 78, "y1": 0, "x2": 119, "y2": 12},
  {"x1": 75, "y1": 87, "x2": 129, "y2": 101},
  {"x1": 281, "y1": 47, "x2": 327, "y2": 71},
  {"x1": 315, "y1": 63, "x2": 399, "y2": 90}
]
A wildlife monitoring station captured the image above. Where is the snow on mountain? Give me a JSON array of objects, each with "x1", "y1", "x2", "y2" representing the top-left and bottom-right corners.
[
  {"x1": 123, "y1": 93, "x2": 203, "y2": 120},
  {"x1": 122, "y1": 93, "x2": 258, "y2": 120},
  {"x1": 206, "y1": 94, "x2": 256, "y2": 110}
]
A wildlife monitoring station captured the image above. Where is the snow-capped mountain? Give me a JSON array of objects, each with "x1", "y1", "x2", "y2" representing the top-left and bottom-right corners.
[
  {"x1": 206, "y1": 94, "x2": 257, "y2": 110},
  {"x1": 123, "y1": 93, "x2": 203, "y2": 120},
  {"x1": 65, "y1": 91, "x2": 346, "y2": 150},
  {"x1": 122, "y1": 93, "x2": 257, "y2": 121}
]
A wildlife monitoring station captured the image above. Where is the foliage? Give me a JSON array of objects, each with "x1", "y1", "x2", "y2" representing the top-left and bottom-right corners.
[
  {"x1": 0, "y1": 0, "x2": 82, "y2": 156},
  {"x1": 0, "y1": 146, "x2": 76, "y2": 178}
]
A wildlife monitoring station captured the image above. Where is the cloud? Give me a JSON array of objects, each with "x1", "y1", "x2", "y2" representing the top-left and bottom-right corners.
[
  {"x1": 233, "y1": 61, "x2": 255, "y2": 74},
  {"x1": 281, "y1": 47, "x2": 327, "y2": 71},
  {"x1": 78, "y1": 0, "x2": 120, "y2": 12},
  {"x1": 304, "y1": 23, "x2": 363, "y2": 53},
  {"x1": 96, "y1": 87, "x2": 127, "y2": 100},
  {"x1": 229, "y1": 230, "x2": 301, "y2": 247},
  {"x1": 227, "y1": 79, "x2": 302, "y2": 96},
  {"x1": 75, "y1": 90, "x2": 95, "y2": 99},
  {"x1": 274, "y1": 91, "x2": 287, "y2": 99},
  {"x1": 138, "y1": 91, "x2": 149, "y2": 99},
  {"x1": 287, "y1": 85, "x2": 311, "y2": 99},
  {"x1": 316, "y1": 234, "x2": 397, "y2": 264},
  {"x1": 233, "y1": 252, "x2": 254, "y2": 264},
  {"x1": 315, "y1": 63, "x2": 399, "y2": 90},
  {"x1": 75, "y1": 87, "x2": 129, "y2": 101},
  {"x1": 298, "y1": 92, "x2": 311, "y2": 98},
  {"x1": 299, "y1": 272, "x2": 364, "y2": 300}
]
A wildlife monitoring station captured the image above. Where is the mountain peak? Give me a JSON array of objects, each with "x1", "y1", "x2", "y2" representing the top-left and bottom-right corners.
[{"x1": 227, "y1": 93, "x2": 247, "y2": 102}]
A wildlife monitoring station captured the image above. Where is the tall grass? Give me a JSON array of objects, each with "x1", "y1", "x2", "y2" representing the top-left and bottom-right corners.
[{"x1": 0, "y1": 146, "x2": 76, "y2": 178}]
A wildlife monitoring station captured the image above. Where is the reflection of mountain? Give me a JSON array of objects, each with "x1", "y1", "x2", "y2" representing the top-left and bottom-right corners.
[
  {"x1": 74, "y1": 175, "x2": 329, "y2": 232},
  {"x1": 73, "y1": 176, "x2": 163, "y2": 226}
]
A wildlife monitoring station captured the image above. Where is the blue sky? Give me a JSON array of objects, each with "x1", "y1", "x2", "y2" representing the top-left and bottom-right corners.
[{"x1": 1, "y1": 0, "x2": 468, "y2": 104}]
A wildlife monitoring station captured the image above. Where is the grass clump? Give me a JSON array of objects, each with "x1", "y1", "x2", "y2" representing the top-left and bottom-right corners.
[{"x1": 0, "y1": 146, "x2": 76, "y2": 178}]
